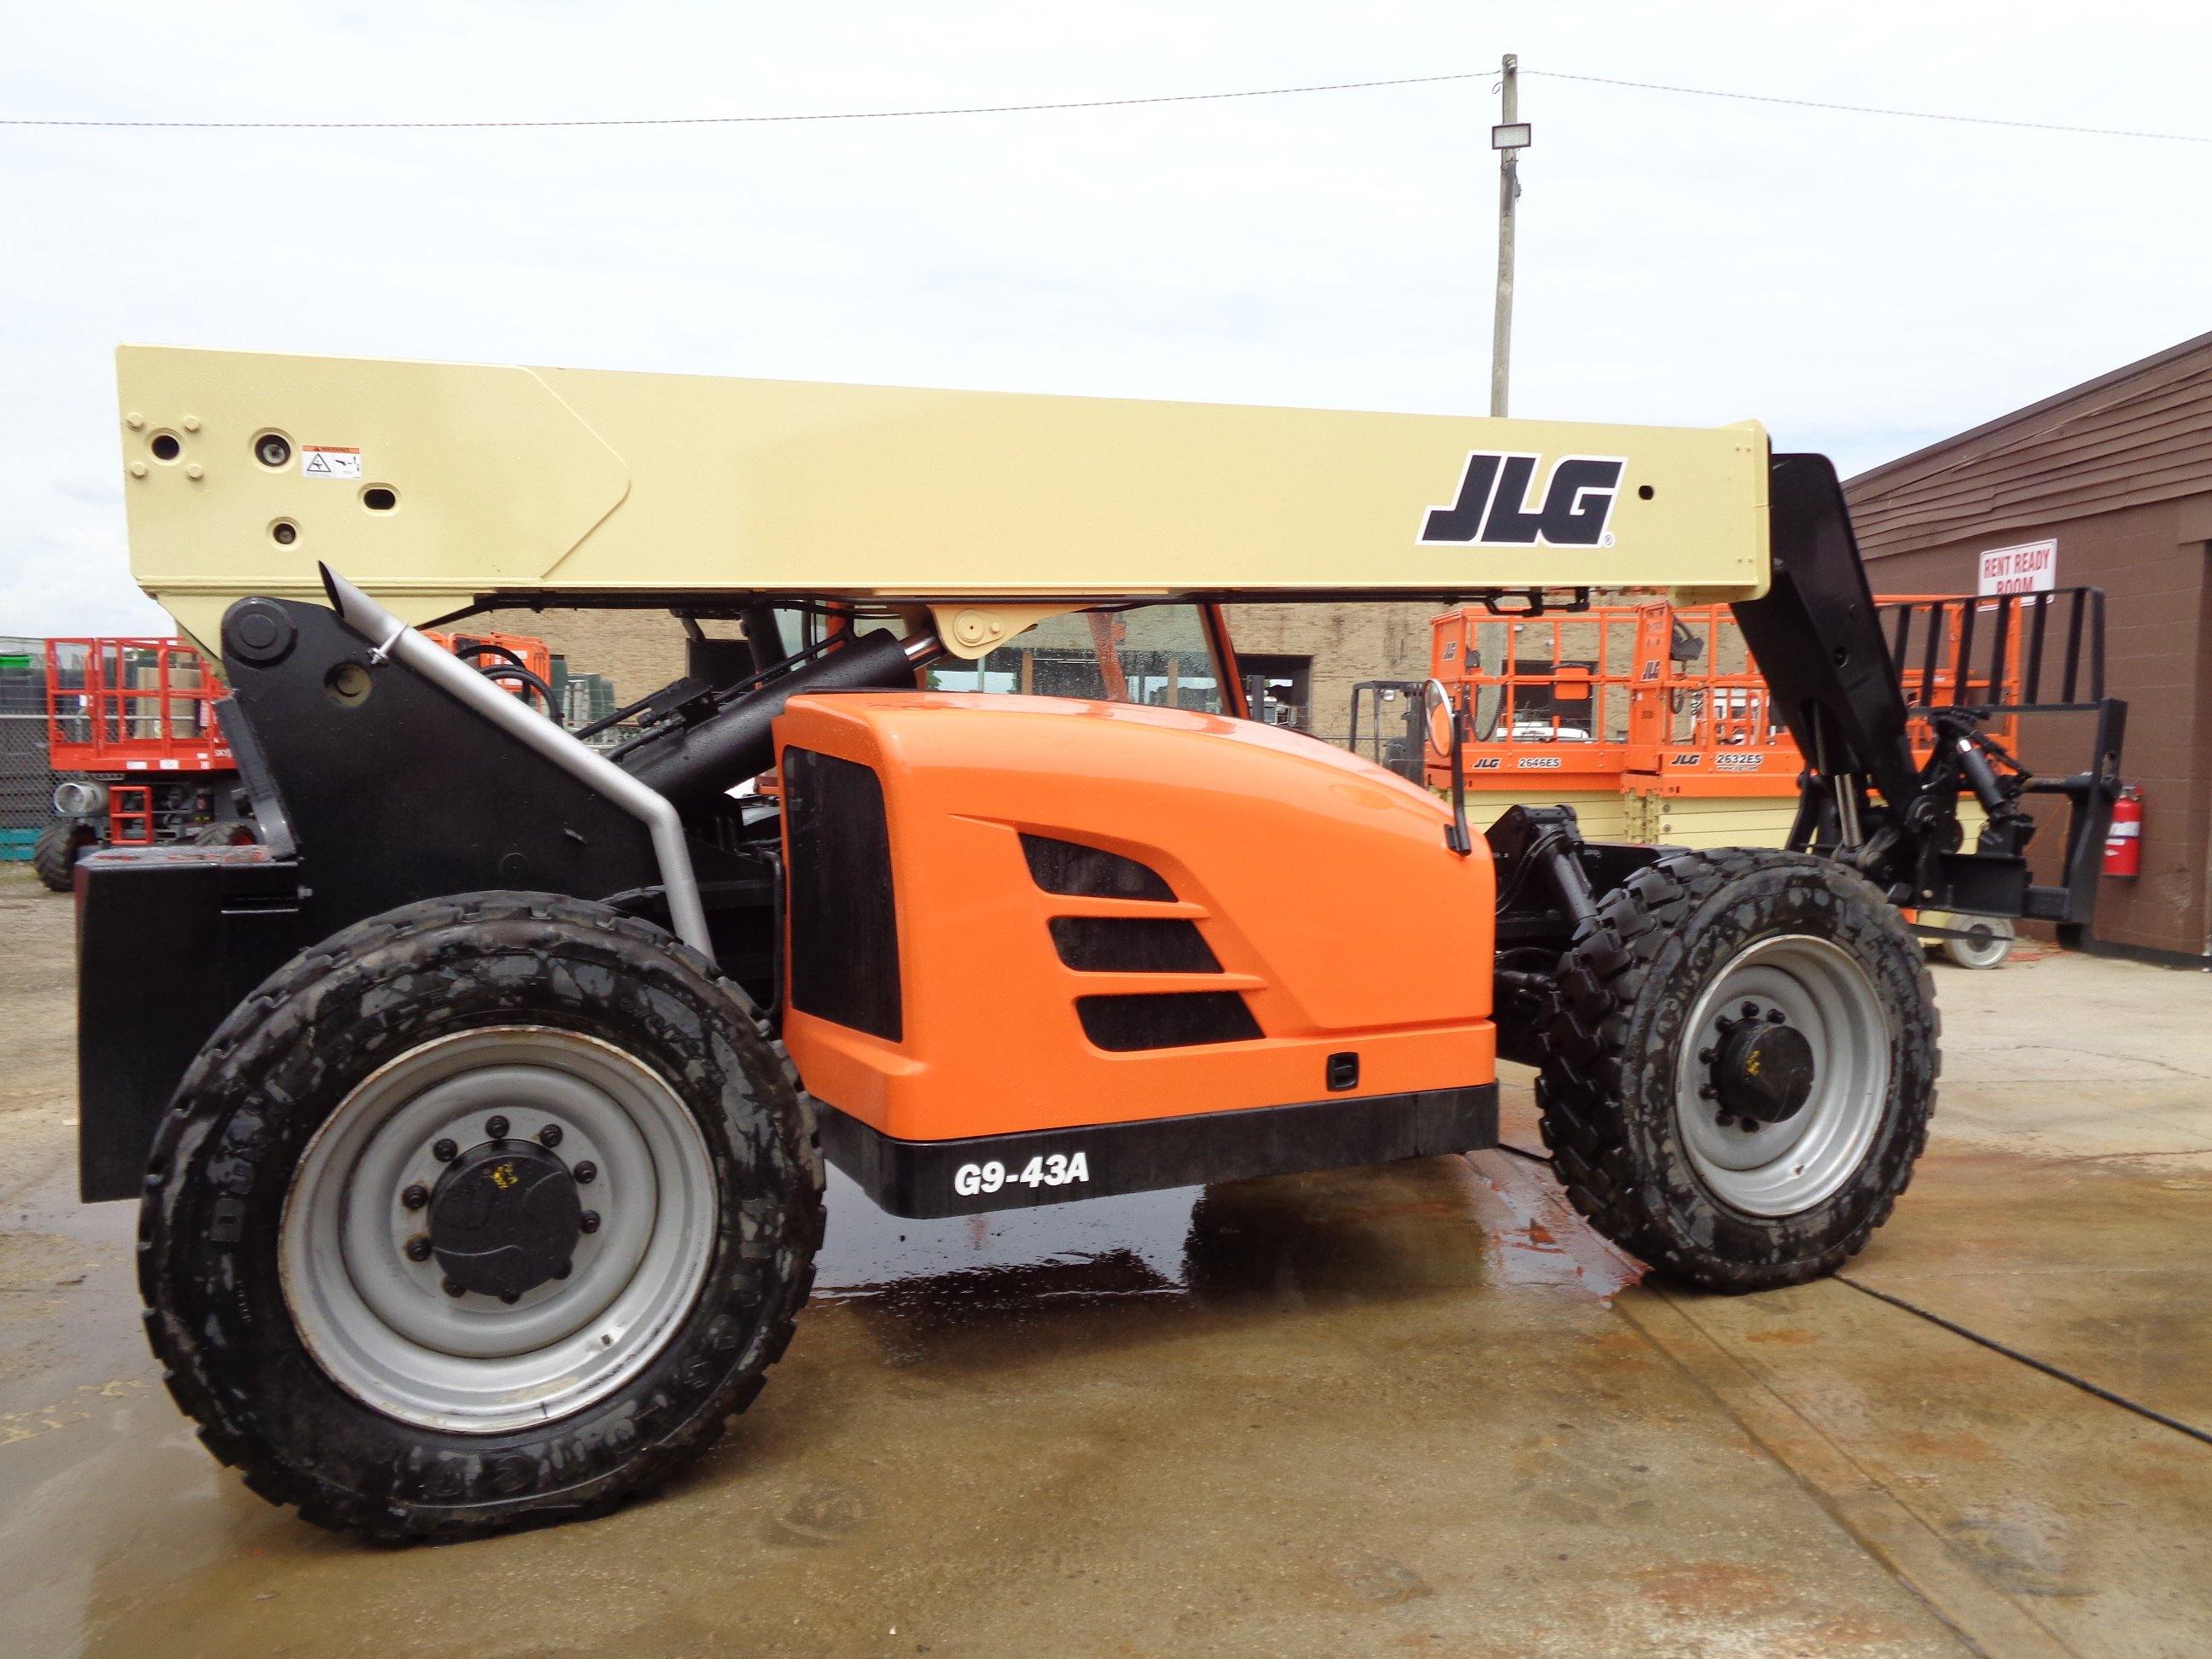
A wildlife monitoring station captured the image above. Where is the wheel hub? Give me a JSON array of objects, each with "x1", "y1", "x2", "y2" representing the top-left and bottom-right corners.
[
  {"x1": 1708, "y1": 1011, "x2": 1816, "y2": 1126},
  {"x1": 427, "y1": 1138, "x2": 585, "y2": 1299}
]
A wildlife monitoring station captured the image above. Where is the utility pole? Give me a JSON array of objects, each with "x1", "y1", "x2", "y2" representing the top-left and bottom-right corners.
[{"x1": 1490, "y1": 54, "x2": 1531, "y2": 418}]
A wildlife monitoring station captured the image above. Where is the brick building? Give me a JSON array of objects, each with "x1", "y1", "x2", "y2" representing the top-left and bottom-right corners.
[{"x1": 1844, "y1": 329, "x2": 2212, "y2": 963}]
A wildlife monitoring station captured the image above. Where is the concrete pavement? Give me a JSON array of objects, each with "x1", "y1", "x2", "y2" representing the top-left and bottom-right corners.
[{"x1": 1, "y1": 866, "x2": 2206, "y2": 1656}]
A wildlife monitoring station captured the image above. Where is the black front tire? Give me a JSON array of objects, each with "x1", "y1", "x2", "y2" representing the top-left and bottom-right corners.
[
  {"x1": 140, "y1": 891, "x2": 823, "y2": 1541},
  {"x1": 32, "y1": 818, "x2": 96, "y2": 892},
  {"x1": 1537, "y1": 849, "x2": 1938, "y2": 1292}
]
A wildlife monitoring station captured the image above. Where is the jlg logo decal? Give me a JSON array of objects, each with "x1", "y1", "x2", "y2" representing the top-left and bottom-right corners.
[{"x1": 1420, "y1": 452, "x2": 1627, "y2": 548}]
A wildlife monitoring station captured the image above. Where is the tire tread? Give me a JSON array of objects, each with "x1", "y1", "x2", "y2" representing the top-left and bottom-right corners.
[
  {"x1": 1535, "y1": 848, "x2": 1940, "y2": 1292},
  {"x1": 140, "y1": 890, "x2": 823, "y2": 1543}
]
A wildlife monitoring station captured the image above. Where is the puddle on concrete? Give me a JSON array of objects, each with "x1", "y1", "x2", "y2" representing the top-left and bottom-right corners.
[
  {"x1": 810, "y1": 1150, "x2": 1634, "y2": 1330},
  {"x1": 1461, "y1": 1150, "x2": 1644, "y2": 1300},
  {"x1": 812, "y1": 1167, "x2": 1201, "y2": 1307}
]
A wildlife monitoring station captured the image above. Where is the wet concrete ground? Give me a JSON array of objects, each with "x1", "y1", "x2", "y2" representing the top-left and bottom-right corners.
[{"x1": 2, "y1": 864, "x2": 2208, "y2": 1656}]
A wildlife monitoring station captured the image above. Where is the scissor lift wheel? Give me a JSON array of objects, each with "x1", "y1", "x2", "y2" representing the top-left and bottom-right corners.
[{"x1": 32, "y1": 818, "x2": 96, "y2": 893}]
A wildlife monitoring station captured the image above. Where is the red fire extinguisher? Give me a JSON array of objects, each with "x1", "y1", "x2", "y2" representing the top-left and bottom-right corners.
[{"x1": 2104, "y1": 784, "x2": 2143, "y2": 878}]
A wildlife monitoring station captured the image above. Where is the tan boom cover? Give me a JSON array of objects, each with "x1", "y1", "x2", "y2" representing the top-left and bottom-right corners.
[{"x1": 115, "y1": 346, "x2": 1771, "y2": 649}]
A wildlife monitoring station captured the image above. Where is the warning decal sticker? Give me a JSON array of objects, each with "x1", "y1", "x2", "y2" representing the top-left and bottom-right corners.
[{"x1": 300, "y1": 445, "x2": 363, "y2": 480}]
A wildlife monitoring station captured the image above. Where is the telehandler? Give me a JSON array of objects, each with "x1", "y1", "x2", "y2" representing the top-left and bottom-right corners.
[{"x1": 79, "y1": 346, "x2": 2123, "y2": 1540}]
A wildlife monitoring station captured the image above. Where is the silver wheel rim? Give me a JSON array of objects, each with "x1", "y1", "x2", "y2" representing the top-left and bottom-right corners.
[
  {"x1": 1674, "y1": 934, "x2": 1892, "y2": 1218},
  {"x1": 1945, "y1": 919, "x2": 2014, "y2": 969},
  {"x1": 280, "y1": 1027, "x2": 717, "y2": 1434}
]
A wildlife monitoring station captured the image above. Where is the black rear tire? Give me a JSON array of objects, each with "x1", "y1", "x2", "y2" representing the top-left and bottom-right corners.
[
  {"x1": 140, "y1": 891, "x2": 823, "y2": 1541},
  {"x1": 32, "y1": 818, "x2": 96, "y2": 892},
  {"x1": 192, "y1": 822, "x2": 258, "y2": 847},
  {"x1": 1537, "y1": 848, "x2": 1938, "y2": 1292}
]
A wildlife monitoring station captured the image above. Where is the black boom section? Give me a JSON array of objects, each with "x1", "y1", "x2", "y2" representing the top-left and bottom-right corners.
[
  {"x1": 74, "y1": 595, "x2": 669, "y2": 1201},
  {"x1": 218, "y1": 597, "x2": 662, "y2": 928},
  {"x1": 1733, "y1": 453, "x2": 1921, "y2": 814}
]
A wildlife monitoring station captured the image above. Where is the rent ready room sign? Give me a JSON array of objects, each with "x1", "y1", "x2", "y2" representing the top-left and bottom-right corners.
[{"x1": 1976, "y1": 538, "x2": 2058, "y2": 596}]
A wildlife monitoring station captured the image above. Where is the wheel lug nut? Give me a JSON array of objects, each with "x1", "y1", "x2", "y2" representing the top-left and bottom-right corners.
[
  {"x1": 1716, "y1": 1112, "x2": 1736, "y2": 1127},
  {"x1": 401, "y1": 1183, "x2": 430, "y2": 1210},
  {"x1": 442, "y1": 1278, "x2": 466, "y2": 1298},
  {"x1": 538, "y1": 1124, "x2": 563, "y2": 1149},
  {"x1": 1741, "y1": 1000, "x2": 1761, "y2": 1018},
  {"x1": 574, "y1": 1161, "x2": 597, "y2": 1185},
  {"x1": 1697, "y1": 1048, "x2": 1716, "y2": 1064},
  {"x1": 555, "y1": 1260, "x2": 573, "y2": 1279},
  {"x1": 1740, "y1": 1118, "x2": 1761, "y2": 1132},
  {"x1": 1698, "y1": 1085, "x2": 1718, "y2": 1101},
  {"x1": 433, "y1": 1138, "x2": 458, "y2": 1163},
  {"x1": 499, "y1": 1291, "x2": 521, "y2": 1305},
  {"x1": 486, "y1": 1115, "x2": 509, "y2": 1140},
  {"x1": 1767, "y1": 1010, "x2": 1787, "y2": 1025},
  {"x1": 580, "y1": 1211, "x2": 601, "y2": 1234},
  {"x1": 405, "y1": 1234, "x2": 434, "y2": 1262}
]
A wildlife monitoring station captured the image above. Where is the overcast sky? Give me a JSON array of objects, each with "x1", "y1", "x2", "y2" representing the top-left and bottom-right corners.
[{"x1": 3, "y1": 3, "x2": 2207, "y2": 635}]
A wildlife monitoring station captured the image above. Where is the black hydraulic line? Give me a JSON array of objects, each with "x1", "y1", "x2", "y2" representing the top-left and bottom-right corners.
[
  {"x1": 447, "y1": 643, "x2": 562, "y2": 720},
  {"x1": 1546, "y1": 844, "x2": 1599, "y2": 926},
  {"x1": 572, "y1": 686, "x2": 662, "y2": 741},
  {"x1": 596, "y1": 632, "x2": 851, "y2": 754},
  {"x1": 1838, "y1": 1277, "x2": 2212, "y2": 1448},
  {"x1": 619, "y1": 629, "x2": 940, "y2": 812},
  {"x1": 1951, "y1": 731, "x2": 2009, "y2": 814},
  {"x1": 474, "y1": 663, "x2": 560, "y2": 711},
  {"x1": 451, "y1": 641, "x2": 533, "y2": 672}
]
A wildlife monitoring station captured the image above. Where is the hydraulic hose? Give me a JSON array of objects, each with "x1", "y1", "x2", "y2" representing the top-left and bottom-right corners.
[{"x1": 617, "y1": 628, "x2": 943, "y2": 813}]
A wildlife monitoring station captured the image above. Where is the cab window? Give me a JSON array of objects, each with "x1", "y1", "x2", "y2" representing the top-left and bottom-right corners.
[{"x1": 924, "y1": 605, "x2": 1227, "y2": 713}]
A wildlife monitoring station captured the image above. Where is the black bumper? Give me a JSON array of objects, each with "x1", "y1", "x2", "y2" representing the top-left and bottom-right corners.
[{"x1": 818, "y1": 1083, "x2": 1499, "y2": 1220}]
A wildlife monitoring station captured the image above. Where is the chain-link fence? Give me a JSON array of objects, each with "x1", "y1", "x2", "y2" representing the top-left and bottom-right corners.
[{"x1": 0, "y1": 637, "x2": 67, "y2": 861}]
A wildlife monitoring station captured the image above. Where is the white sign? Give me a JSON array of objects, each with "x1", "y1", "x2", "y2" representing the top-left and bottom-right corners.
[
  {"x1": 1977, "y1": 538, "x2": 2057, "y2": 596},
  {"x1": 300, "y1": 445, "x2": 363, "y2": 480}
]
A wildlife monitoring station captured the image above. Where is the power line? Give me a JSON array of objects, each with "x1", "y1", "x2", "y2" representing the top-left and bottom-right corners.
[
  {"x1": 0, "y1": 69, "x2": 1488, "y2": 129},
  {"x1": 0, "y1": 65, "x2": 2205, "y2": 145},
  {"x1": 1522, "y1": 68, "x2": 2212, "y2": 145}
]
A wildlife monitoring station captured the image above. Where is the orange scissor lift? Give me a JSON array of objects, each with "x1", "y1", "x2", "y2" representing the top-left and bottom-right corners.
[
  {"x1": 1423, "y1": 596, "x2": 2018, "y2": 835},
  {"x1": 36, "y1": 629, "x2": 561, "y2": 891}
]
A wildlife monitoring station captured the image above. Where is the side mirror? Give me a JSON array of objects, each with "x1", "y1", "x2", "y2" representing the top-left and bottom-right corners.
[
  {"x1": 1422, "y1": 678, "x2": 1474, "y2": 857},
  {"x1": 1422, "y1": 678, "x2": 1458, "y2": 760}
]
